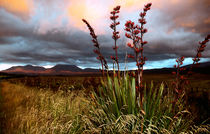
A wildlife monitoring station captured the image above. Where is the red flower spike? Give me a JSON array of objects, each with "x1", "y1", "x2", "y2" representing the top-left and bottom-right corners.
[
  {"x1": 142, "y1": 41, "x2": 148, "y2": 45},
  {"x1": 125, "y1": 33, "x2": 131, "y2": 38},
  {"x1": 181, "y1": 56, "x2": 184, "y2": 60},
  {"x1": 140, "y1": 12, "x2": 146, "y2": 17},
  {"x1": 127, "y1": 43, "x2": 134, "y2": 48},
  {"x1": 199, "y1": 48, "x2": 204, "y2": 52},
  {"x1": 96, "y1": 56, "x2": 100, "y2": 60},
  {"x1": 147, "y1": 3, "x2": 152, "y2": 7},
  {"x1": 110, "y1": 5, "x2": 121, "y2": 72},
  {"x1": 172, "y1": 72, "x2": 176, "y2": 75},
  {"x1": 125, "y1": 20, "x2": 135, "y2": 28},
  {"x1": 92, "y1": 39, "x2": 97, "y2": 43},
  {"x1": 131, "y1": 22, "x2": 134, "y2": 26},
  {"x1": 110, "y1": 23, "x2": 114, "y2": 28},
  {"x1": 115, "y1": 10, "x2": 120, "y2": 14},
  {"x1": 138, "y1": 19, "x2": 143, "y2": 23},
  {"x1": 174, "y1": 65, "x2": 176, "y2": 68},
  {"x1": 94, "y1": 43, "x2": 99, "y2": 48},
  {"x1": 144, "y1": 8, "x2": 148, "y2": 12},
  {"x1": 125, "y1": 28, "x2": 130, "y2": 32},
  {"x1": 110, "y1": 11, "x2": 115, "y2": 15},
  {"x1": 116, "y1": 22, "x2": 120, "y2": 25},
  {"x1": 140, "y1": 47, "x2": 143, "y2": 51},
  {"x1": 113, "y1": 31, "x2": 119, "y2": 35},
  {"x1": 127, "y1": 54, "x2": 134, "y2": 59},
  {"x1": 201, "y1": 44, "x2": 206, "y2": 48},
  {"x1": 134, "y1": 29, "x2": 140, "y2": 34},
  {"x1": 114, "y1": 6, "x2": 121, "y2": 11},
  {"x1": 123, "y1": 3, "x2": 152, "y2": 93},
  {"x1": 135, "y1": 48, "x2": 141, "y2": 53},
  {"x1": 110, "y1": 16, "x2": 115, "y2": 20},
  {"x1": 110, "y1": 56, "x2": 115, "y2": 60},
  {"x1": 142, "y1": 28, "x2": 148, "y2": 33},
  {"x1": 202, "y1": 40, "x2": 208, "y2": 44},
  {"x1": 136, "y1": 36, "x2": 141, "y2": 41},
  {"x1": 93, "y1": 49, "x2": 99, "y2": 54},
  {"x1": 138, "y1": 18, "x2": 146, "y2": 24}
]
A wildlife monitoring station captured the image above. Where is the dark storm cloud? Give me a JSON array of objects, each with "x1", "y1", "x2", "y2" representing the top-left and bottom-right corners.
[
  {"x1": 0, "y1": 0, "x2": 209, "y2": 69},
  {"x1": 161, "y1": 0, "x2": 210, "y2": 35},
  {"x1": 0, "y1": 37, "x2": 15, "y2": 45},
  {"x1": 0, "y1": 11, "x2": 112, "y2": 65},
  {"x1": 0, "y1": 9, "x2": 32, "y2": 37}
]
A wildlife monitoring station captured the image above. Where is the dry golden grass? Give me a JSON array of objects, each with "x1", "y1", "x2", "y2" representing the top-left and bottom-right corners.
[
  {"x1": 0, "y1": 82, "x2": 90, "y2": 134},
  {"x1": 0, "y1": 81, "x2": 209, "y2": 134}
]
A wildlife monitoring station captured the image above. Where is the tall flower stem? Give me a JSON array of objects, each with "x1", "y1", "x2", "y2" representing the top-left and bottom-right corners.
[
  {"x1": 110, "y1": 6, "x2": 121, "y2": 75},
  {"x1": 191, "y1": 35, "x2": 210, "y2": 67},
  {"x1": 82, "y1": 19, "x2": 108, "y2": 76},
  {"x1": 125, "y1": 3, "x2": 152, "y2": 95},
  {"x1": 138, "y1": 3, "x2": 152, "y2": 92}
]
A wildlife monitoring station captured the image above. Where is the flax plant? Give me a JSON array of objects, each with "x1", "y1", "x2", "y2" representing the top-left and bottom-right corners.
[{"x1": 81, "y1": 3, "x2": 209, "y2": 133}]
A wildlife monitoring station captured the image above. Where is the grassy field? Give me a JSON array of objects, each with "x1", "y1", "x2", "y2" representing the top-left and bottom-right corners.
[
  {"x1": 0, "y1": 73, "x2": 209, "y2": 133},
  {"x1": 0, "y1": 81, "x2": 91, "y2": 133}
]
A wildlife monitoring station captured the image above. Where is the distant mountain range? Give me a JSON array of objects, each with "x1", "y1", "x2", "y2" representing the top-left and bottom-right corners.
[
  {"x1": 1, "y1": 64, "x2": 99, "y2": 75},
  {"x1": 1, "y1": 62, "x2": 210, "y2": 76}
]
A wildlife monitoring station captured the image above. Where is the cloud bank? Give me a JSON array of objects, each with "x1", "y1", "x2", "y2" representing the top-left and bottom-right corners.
[{"x1": 0, "y1": 0, "x2": 209, "y2": 70}]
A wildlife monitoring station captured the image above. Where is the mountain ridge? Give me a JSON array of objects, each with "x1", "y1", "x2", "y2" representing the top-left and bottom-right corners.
[
  {"x1": 1, "y1": 61, "x2": 210, "y2": 75},
  {"x1": 1, "y1": 64, "x2": 99, "y2": 75}
]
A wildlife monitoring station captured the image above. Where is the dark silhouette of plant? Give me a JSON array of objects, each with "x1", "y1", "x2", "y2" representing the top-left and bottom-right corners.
[
  {"x1": 110, "y1": 6, "x2": 121, "y2": 72},
  {"x1": 192, "y1": 34, "x2": 210, "y2": 65},
  {"x1": 82, "y1": 19, "x2": 108, "y2": 75},
  {"x1": 172, "y1": 34, "x2": 210, "y2": 103},
  {"x1": 172, "y1": 56, "x2": 187, "y2": 102}
]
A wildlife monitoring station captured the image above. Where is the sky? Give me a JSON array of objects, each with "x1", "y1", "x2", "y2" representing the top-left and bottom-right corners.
[{"x1": 0, "y1": 0, "x2": 210, "y2": 70}]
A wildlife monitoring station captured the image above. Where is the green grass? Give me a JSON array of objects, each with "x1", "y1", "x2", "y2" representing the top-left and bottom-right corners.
[{"x1": 88, "y1": 74, "x2": 196, "y2": 133}]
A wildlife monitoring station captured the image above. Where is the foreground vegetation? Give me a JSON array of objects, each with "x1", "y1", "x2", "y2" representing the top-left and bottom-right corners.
[
  {"x1": 0, "y1": 81, "x2": 90, "y2": 133},
  {"x1": 0, "y1": 80, "x2": 209, "y2": 133}
]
